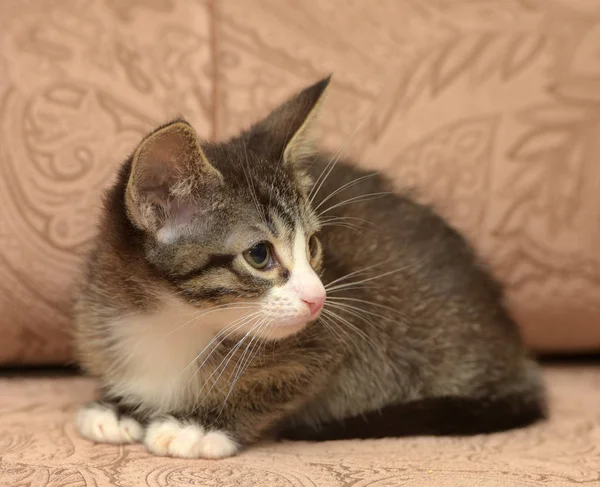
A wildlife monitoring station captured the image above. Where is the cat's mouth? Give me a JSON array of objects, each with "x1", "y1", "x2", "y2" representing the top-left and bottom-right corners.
[{"x1": 242, "y1": 304, "x2": 324, "y2": 341}]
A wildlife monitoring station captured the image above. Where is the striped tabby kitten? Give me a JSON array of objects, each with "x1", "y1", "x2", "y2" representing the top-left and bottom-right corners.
[{"x1": 74, "y1": 77, "x2": 546, "y2": 458}]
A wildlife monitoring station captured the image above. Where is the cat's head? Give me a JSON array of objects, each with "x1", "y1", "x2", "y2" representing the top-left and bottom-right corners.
[{"x1": 122, "y1": 78, "x2": 331, "y2": 340}]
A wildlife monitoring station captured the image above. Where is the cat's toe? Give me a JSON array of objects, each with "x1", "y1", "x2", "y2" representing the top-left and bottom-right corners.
[
  {"x1": 144, "y1": 418, "x2": 186, "y2": 456},
  {"x1": 168, "y1": 424, "x2": 206, "y2": 458},
  {"x1": 118, "y1": 417, "x2": 144, "y2": 443},
  {"x1": 76, "y1": 403, "x2": 142, "y2": 444},
  {"x1": 144, "y1": 418, "x2": 238, "y2": 458},
  {"x1": 199, "y1": 430, "x2": 238, "y2": 459}
]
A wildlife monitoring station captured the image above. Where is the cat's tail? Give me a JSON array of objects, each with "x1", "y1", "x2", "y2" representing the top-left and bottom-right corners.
[{"x1": 278, "y1": 382, "x2": 547, "y2": 442}]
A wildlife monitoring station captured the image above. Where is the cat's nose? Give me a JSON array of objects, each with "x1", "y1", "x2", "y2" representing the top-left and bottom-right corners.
[{"x1": 302, "y1": 295, "x2": 325, "y2": 317}]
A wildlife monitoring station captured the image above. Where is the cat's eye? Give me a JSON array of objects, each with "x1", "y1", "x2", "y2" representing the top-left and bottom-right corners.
[
  {"x1": 244, "y1": 242, "x2": 272, "y2": 270},
  {"x1": 308, "y1": 234, "x2": 320, "y2": 260}
]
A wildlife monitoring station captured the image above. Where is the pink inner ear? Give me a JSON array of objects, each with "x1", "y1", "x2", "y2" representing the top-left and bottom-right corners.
[
  {"x1": 128, "y1": 120, "x2": 220, "y2": 234},
  {"x1": 155, "y1": 196, "x2": 196, "y2": 244},
  {"x1": 169, "y1": 197, "x2": 195, "y2": 223},
  {"x1": 137, "y1": 145, "x2": 179, "y2": 200},
  {"x1": 144, "y1": 185, "x2": 170, "y2": 207}
]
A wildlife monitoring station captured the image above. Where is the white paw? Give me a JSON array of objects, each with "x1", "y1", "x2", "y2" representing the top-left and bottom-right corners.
[
  {"x1": 200, "y1": 430, "x2": 239, "y2": 459},
  {"x1": 144, "y1": 418, "x2": 238, "y2": 459},
  {"x1": 76, "y1": 403, "x2": 143, "y2": 444}
]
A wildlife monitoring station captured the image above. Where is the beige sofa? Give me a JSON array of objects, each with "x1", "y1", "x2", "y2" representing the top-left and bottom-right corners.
[
  {"x1": 1, "y1": 365, "x2": 599, "y2": 486},
  {"x1": 1, "y1": 1, "x2": 599, "y2": 485}
]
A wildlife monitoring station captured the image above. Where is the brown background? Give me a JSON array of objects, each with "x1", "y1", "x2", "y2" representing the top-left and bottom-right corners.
[{"x1": 1, "y1": 0, "x2": 600, "y2": 364}]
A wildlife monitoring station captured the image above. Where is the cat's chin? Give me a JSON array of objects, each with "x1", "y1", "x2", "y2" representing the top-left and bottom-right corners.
[{"x1": 255, "y1": 318, "x2": 311, "y2": 341}]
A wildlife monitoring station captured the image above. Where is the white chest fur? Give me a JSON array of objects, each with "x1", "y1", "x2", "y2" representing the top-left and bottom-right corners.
[{"x1": 105, "y1": 296, "x2": 247, "y2": 414}]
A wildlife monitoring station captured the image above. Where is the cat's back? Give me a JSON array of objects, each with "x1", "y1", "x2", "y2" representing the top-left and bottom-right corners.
[
  {"x1": 305, "y1": 155, "x2": 536, "y2": 401},
  {"x1": 307, "y1": 154, "x2": 504, "y2": 308}
]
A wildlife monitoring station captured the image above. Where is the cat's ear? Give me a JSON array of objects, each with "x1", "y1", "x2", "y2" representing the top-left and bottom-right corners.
[
  {"x1": 249, "y1": 76, "x2": 331, "y2": 165},
  {"x1": 125, "y1": 120, "x2": 222, "y2": 241}
]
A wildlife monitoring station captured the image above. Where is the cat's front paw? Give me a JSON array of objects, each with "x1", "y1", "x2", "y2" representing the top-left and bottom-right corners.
[
  {"x1": 76, "y1": 402, "x2": 143, "y2": 444},
  {"x1": 144, "y1": 418, "x2": 238, "y2": 459}
]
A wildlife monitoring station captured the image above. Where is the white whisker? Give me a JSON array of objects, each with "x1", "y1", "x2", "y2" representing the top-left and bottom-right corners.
[
  {"x1": 321, "y1": 308, "x2": 386, "y2": 358},
  {"x1": 309, "y1": 110, "x2": 374, "y2": 205},
  {"x1": 326, "y1": 300, "x2": 399, "y2": 324},
  {"x1": 327, "y1": 296, "x2": 410, "y2": 322},
  {"x1": 217, "y1": 319, "x2": 273, "y2": 416},
  {"x1": 166, "y1": 303, "x2": 260, "y2": 336},
  {"x1": 178, "y1": 311, "x2": 262, "y2": 384},
  {"x1": 325, "y1": 262, "x2": 420, "y2": 292},
  {"x1": 319, "y1": 314, "x2": 355, "y2": 355},
  {"x1": 320, "y1": 215, "x2": 376, "y2": 228},
  {"x1": 313, "y1": 173, "x2": 379, "y2": 212},
  {"x1": 318, "y1": 191, "x2": 391, "y2": 217},
  {"x1": 241, "y1": 135, "x2": 268, "y2": 225},
  {"x1": 324, "y1": 260, "x2": 392, "y2": 289},
  {"x1": 192, "y1": 318, "x2": 266, "y2": 413}
]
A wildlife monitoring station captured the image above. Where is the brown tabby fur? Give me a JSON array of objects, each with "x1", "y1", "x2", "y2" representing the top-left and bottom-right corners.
[{"x1": 74, "y1": 77, "x2": 546, "y2": 449}]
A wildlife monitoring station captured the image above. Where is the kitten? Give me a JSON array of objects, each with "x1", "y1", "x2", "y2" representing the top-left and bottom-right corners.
[{"x1": 73, "y1": 77, "x2": 546, "y2": 459}]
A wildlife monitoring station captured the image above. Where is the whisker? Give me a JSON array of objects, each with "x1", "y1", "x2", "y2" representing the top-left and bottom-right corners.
[
  {"x1": 241, "y1": 135, "x2": 268, "y2": 225},
  {"x1": 192, "y1": 311, "x2": 261, "y2": 372},
  {"x1": 325, "y1": 261, "x2": 420, "y2": 292},
  {"x1": 309, "y1": 110, "x2": 374, "y2": 205},
  {"x1": 318, "y1": 191, "x2": 391, "y2": 217},
  {"x1": 209, "y1": 318, "x2": 267, "y2": 394},
  {"x1": 326, "y1": 284, "x2": 385, "y2": 294},
  {"x1": 313, "y1": 173, "x2": 379, "y2": 212},
  {"x1": 226, "y1": 325, "x2": 263, "y2": 388},
  {"x1": 193, "y1": 318, "x2": 266, "y2": 412},
  {"x1": 319, "y1": 215, "x2": 377, "y2": 229},
  {"x1": 324, "y1": 260, "x2": 392, "y2": 289},
  {"x1": 166, "y1": 303, "x2": 260, "y2": 336},
  {"x1": 326, "y1": 296, "x2": 410, "y2": 322},
  {"x1": 321, "y1": 308, "x2": 386, "y2": 358},
  {"x1": 320, "y1": 217, "x2": 367, "y2": 233},
  {"x1": 179, "y1": 311, "x2": 262, "y2": 382},
  {"x1": 321, "y1": 221, "x2": 364, "y2": 234},
  {"x1": 217, "y1": 319, "x2": 273, "y2": 415},
  {"x1": 324, "y1": 302, "x2": 409, "y2": 341},
  {"x1": 320, "y1": 311, "x2": 366, "y2": 355},
  {"x1": 319, "y1": 314, "x2": 355, "y2": 355},
  {"x1": 326, "y1": 300, "x2": 399, "y2": 324},
  {"x1": 239, "y1": 320, "x2": 273, "y2": 374}
]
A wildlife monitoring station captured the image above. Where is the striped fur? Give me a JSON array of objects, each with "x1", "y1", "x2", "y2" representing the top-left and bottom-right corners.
[{"x1": 73, "y1": 77, "x2": 546, "y2": 458}]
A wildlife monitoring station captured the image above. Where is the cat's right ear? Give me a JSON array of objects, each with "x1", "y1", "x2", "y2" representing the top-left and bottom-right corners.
[
  {"x1": 125, "y1": 120, "x2": 222, "y2": 241},
  {"x1": 248, "y1": 76, "x2": 331, "y2": 166}
]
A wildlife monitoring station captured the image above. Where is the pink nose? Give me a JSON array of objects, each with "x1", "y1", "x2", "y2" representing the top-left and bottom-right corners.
[{"x1": 302, "y1": 295, "x2": 325, "y2": 316}]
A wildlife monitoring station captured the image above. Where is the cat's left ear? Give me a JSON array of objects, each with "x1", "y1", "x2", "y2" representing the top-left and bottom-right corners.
[
  {"x1": 125, "y1": 120, "x2": 223, "y2": 242},
  {"x1": 248, "y1": 76, "x2": 331, "y2": 165}
]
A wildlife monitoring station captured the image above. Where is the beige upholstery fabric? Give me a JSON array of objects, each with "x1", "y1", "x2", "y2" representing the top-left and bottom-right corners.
[
  {"x1": 0, "y1": 365, "x2": 597, "y2": 486},
  {"x1": 1, "y1": 0, "x2": 600, "y2": 363}
]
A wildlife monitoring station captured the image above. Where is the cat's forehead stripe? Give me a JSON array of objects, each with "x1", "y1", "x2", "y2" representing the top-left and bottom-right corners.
[
  {"x1": 268, "y1": 214, "x2": 314, "y2": 275},
  {"x1": 268, "y1": 213, "x2": 293, "y2": 270},
  {"x1": 270, "y1": 202, "x2": 296, "y2": 229}
]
